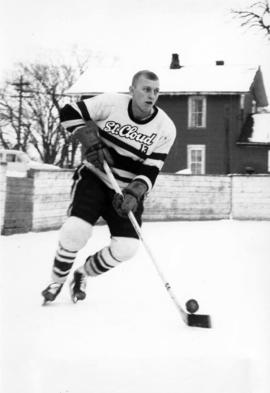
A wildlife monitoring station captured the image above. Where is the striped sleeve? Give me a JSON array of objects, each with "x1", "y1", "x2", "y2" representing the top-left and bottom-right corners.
[
  {"x1": 60, "y1": 103, "x2": 85, "y2": 133},
  {"x1": 60, "y1": 94, "x2": 113, "y2": 133}
]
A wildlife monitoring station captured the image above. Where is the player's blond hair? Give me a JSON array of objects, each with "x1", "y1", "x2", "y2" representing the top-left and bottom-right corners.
[{"x1": 131, "y1": 70, "x2": 159, "y2": 87}]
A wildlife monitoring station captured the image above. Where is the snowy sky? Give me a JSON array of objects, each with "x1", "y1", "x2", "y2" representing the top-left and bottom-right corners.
[{"x1": 1, "y1": 0, "x2": 270, "y2": 97}]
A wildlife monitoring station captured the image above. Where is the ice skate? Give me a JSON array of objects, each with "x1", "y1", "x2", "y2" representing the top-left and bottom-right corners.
[
  {"x1": 41, "y1": 282, "x2": 63, "y2": 305},
  {"x1": 70, "y1": 270, "x2": 87, "y2": 303}
]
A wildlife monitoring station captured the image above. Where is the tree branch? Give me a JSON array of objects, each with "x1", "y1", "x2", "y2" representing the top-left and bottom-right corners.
[{"x1": 231, "y1": 0, "x2": 270, "y2": 37}]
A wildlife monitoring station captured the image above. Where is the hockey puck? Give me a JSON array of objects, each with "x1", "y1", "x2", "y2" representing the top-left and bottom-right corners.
[{"x1": 185, "y1": 299, "x2": 199, "y2": 314}]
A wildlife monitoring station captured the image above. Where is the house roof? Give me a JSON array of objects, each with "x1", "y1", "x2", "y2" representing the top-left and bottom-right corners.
[
  {"x1": 67, "y1": 64, "x2": 268, "y2": 106},
  {"x1": 238, "y1": 112, "x2": 270, "y2": 145}
]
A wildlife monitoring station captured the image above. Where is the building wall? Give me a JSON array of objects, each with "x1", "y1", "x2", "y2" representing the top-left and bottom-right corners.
[
  {"x1": 233, "y1": 145, "x2": 270, "y2": 174},
  {"x1": 243, "y1": 92, "x2": 254, "y2": 119},
  {"x1": 157, "y1": 93, "x2": 269, "y2": 175},
  {"x1": 158, "y1": 94, "x2": 243, "y2": 174}
]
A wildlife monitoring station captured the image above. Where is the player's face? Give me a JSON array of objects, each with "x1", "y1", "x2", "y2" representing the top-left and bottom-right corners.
[{"x1": 129, "y1": 76, "x2": 160, "y2": 119}]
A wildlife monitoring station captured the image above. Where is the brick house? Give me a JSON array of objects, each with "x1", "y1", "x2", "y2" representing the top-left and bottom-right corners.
[{"x1": 68, "y1": 54, "x2": 269, "y2": 174}]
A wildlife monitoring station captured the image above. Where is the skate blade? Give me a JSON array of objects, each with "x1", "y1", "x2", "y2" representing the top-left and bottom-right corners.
[
  {"x1": 71, "y1": 294, "x2": 87, "y2": 303},
  {"x1": 71, "y1": 296, "x2": 78, "y2": 303},
  {"x1": 187, "y1": 313, "x2": 212, "y2": 328}
]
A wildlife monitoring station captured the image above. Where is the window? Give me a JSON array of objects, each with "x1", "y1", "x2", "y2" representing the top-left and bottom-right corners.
[
  {"x1": 187, "y1": 145, "x2": 206, "y2": 174},
  {"x1": 268, "y1": 151, "x2": 270, "y2": 172},
  {"x1": 188, "y1": 96, "x2": 207, "y2": 128}
]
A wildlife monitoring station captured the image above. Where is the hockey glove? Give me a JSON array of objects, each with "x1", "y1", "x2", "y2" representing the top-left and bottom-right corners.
[
  {"x1": 73, "y1": 122, "x2": 113, "y2": 171},
  {"x1": 112, "y1": 180, "x2": 148, "y2": 218}
]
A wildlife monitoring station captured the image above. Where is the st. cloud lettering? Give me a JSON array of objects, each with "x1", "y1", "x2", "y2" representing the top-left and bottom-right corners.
[{"x1": 104, "y1": 121, "x2": 156, "y2": 146}]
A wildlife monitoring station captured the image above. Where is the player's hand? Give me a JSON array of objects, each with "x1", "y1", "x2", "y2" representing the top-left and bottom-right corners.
[
  {"x1": 85, "y1": 143, "x2": 113, "y2": 171},
  {"x1": 112, "y1": 192, "x2": 138, "y2": 218},
  {"x1": 112, "y1": 180, "x2": 148, "y2": 218},
  {"x1": 73, "y1": 123, "x2": 113, "y2": 170}
]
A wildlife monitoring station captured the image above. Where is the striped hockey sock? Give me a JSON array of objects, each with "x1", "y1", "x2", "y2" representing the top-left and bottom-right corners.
[
  {"x1": 52, "y1": 243, "x2": 78, "y2": 283},
  {"x1": 82, "y1": 246, "x2": 123, "y2": 277}
]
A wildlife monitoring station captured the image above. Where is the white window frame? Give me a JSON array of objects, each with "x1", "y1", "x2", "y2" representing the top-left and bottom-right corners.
[
  {"x1": 188, "y1": 96, "x2": 207, "y2": 128},
  {"x1": 187, "y1": 145, "x2": 206, "y2": 174}
]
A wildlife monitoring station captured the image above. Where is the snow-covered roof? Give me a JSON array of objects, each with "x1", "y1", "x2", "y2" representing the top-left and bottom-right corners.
[
  {"x1": 238, "y1": 112, "x2": 270, "y2": 145},
  {"x1": 67, "y1": 64, "x2": 262, "y2": 96},
  {"x1": 248, "y1": 113, "x2": 270, "y2": 143}
]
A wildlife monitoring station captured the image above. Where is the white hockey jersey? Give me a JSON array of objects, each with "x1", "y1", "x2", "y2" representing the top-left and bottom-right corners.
[{"x1": 61, "y1": 93, "x2": 176, "y2": 191}]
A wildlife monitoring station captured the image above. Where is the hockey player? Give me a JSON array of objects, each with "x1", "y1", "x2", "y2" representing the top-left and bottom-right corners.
[{"x1": 41, "y1": 69, "x2": 176, "y2": 303}]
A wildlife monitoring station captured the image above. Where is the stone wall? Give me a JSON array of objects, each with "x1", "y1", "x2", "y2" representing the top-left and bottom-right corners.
[
  {"x1": 2, "y1": 169, "x2": 72, "y2": 235},
  {"x1": 232, "y1": 175, "x2": 270, "y2": 220},
  {"x1": 3, "y1": 176, "x2": 34, "y2": 235},
  {"x1": 0, "y1": 163, "x2": 7, "y2": 233},
  {"x1": 1, "y1": 170, "x2": 270, "y2": 235},
  {"x1": 144, "y1": 174, "x2": 231, "y2": 221},
  {"x1": 30, "y1": 169, "x2": 73, "y2": 231}
]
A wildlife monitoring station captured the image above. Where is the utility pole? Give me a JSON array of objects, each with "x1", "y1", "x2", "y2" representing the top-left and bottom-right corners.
[{"x1": 11, "y1": 76, "x2": 30, "y2": 150}]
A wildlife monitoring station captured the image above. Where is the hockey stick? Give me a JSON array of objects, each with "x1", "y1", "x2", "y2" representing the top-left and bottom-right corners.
[{"x1": 103, "y1": 161, "x2": 211, "y2": 328}]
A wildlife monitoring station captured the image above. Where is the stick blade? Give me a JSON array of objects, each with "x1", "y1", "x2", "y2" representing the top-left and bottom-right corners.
[{"x1": 187, "y1": 313, "x2": 212, "y2": 328}]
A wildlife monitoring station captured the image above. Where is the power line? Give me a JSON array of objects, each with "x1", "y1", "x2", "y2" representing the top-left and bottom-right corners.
[{"x1": 11, "y1": 76, "x2": 31, "y2": 150}]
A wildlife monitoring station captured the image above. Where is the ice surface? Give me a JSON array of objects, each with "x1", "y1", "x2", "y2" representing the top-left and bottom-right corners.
[{"x1": 1, "y1": 220, "x2": 270, "y2": 393}]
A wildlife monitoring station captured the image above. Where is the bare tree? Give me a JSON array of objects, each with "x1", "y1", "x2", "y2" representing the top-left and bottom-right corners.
[
  {"x1": 231, "y1": 0, "x2": 270, "y2": 38},
  {"x1": 0, "y1": 55, "x2": 89, "y2": 167}
]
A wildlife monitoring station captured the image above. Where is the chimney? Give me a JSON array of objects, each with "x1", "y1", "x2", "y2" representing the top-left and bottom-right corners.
[
  {"x1": 170, "y1": 53, "x2": 181, "y2": 69},
  {"x1": 216, "y1": 60, "x2": 225, "y2": 66}
]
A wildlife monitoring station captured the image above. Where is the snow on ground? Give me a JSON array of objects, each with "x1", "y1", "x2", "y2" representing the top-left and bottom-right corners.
[{"x1": 1, "y1": 220, "x2": 270, "y2": 393}]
